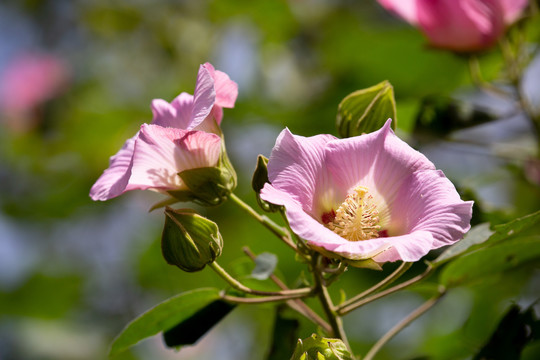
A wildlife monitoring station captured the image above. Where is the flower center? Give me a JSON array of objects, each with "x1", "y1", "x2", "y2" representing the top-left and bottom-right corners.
[{"x1": 324, "y1": 186, "x2": 381, "y2": 242}]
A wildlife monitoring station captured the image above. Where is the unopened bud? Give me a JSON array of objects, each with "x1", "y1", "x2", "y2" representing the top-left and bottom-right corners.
[
  {"x1": 161, "y1": 207, "x2": 223, "y2": 272},
  {"x1": 290, "y1": 334, "x2": 353, "y2": 360},
  {"x1": 336, "y1": 80, "x2": 396, "y2": 138},
  {"x1": 252, "y1": 155, "x2": 281, "y2": 212}
]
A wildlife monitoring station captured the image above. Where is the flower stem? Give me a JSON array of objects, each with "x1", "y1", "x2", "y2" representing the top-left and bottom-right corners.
[
  {"x1": 467, "y1": 56, "x2": 510, "y2": 98},
  {"x1": 337, "y1": 262, "x2": 412, "y2": 309},
  {"x1": 362, "y1": 287, "x2": 446, "y2": 360},
  {"x1": 312, "y1": 253, "x2": 352, "y2": 353},
  {"x1": 221, "y1": 292, "x2": 312, "y2": 304},
  {"x1": 242, "y1": 247, "x2": 332, "y2": 333},
  {"x1": 336, "y1": 263, "x2": 434, "y2": 316},
  {"x1": 209, "y1": 262, "x2": 312, "y2": 297},
  {"x1": 229, "y1": 193, "x2": 297, "y2": 251}
]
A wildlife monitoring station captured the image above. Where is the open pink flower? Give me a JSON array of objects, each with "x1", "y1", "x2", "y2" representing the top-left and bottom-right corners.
[
  {"x1": 260, "y1": 120, "x2": 473, "y2": 263},
  {"x1": 377, "y1": 0, "x2": 528, "y2": 52},
  {"x1": 90, "y1": 63, "x2": 238, "y2": 201}
]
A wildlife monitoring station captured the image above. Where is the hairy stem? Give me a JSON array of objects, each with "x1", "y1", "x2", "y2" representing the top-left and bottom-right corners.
[
  {"x1": 229, "y1": 193, "x2": 297, "y2": 251},
  {"x1": 242, "y1": 247, "x2": 332, "y2": 333},
  {"x1": 336, "y1": 263, "x2": 434, "y2": 316},
  {"x1": 338, "y1": 262, "x2": 412, "y2": 309},
  {"x1": 209, "y1": 262, "x2": 312, "y2": 297},
  {"x1": 312, "y1": 254, "x2": 351, "y2": 353},
  {"x1": 363, "y1": 287, "x2": 446, "y2": 360}
]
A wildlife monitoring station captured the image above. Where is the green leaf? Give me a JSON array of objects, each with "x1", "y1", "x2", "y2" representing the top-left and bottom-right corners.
[
  {"x1": 488, "y1": 210, "x2": 540, "y2": 244},
  {"x1": 163, "y1": 299, "x2": 236, "y2": 348},
  {"x1": 473, "y1": 304, "x2": 540, "y2": 360},
  {"x1": 439, "y1": 236, "x2": 540, "y2": 288},
  {"x1": 109, "y1": 288, "x2": 221, "y2": 357},
  {"x1": 252, "y1": 252, "x2": 278, "y2": 280},
  {"x1": 336, "y1": 80, "x2": 396, "y2": 138},
  {"x1": 266, "y1": 307, "x2": 300, "y2": 360},
  {"x1": 433, "y1": 210, "x2": 540, "y2": 267},
  {"x1": 432, "y1": 223, "x2": 494, "y2": 266}
]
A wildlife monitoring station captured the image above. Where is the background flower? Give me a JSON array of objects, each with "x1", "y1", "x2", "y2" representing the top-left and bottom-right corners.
[
  {"x1": 377, "y1": 0, "x2": 528, "y2": 52},
  {"x1": 260, "y1": 120, "x2": 473, "y2": 263}
]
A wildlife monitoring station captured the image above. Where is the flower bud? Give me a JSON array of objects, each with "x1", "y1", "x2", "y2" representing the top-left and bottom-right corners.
[
  {"x1": 290, "y1": 334, "x2": 354, "y2": 360},
  {"x1": 252, "y1": 155, "x2": 281, "y2": 212},
  {"x1": 161, "y1": 207, "x2": 223, "y2": 272},
  {"x1": 336, "y1": 80, "x2": 396, "y2": 138}
]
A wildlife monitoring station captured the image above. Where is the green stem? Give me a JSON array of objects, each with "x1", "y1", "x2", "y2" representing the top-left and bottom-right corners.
[
  {"x1": 362, "y1": 287, "x2": 446, "y2": 360},
  {"x1": 467, "y1": 56, "x2": 510, "y2": 97},
  {"x1": 242, "y1": 247, "x2": 332, "y2": 333},
  {"x1": 336, "y1": 263, "x2": 434, "y2": 316},
  {"x1": 209, "y1": 262, "x2": 312, "y2": 297},
  {"x1": 312, "y1": 254, "x2": 351, "y2": 352},
  {"x1": 229, "y1": 193, "x2": 297, "y2": 251},
  {"x1": 222, "y1": 293, "x2": 311, "y2": 304},
  {"x1": 338, "y1": 262, "x2": 412, "y2": 309}
]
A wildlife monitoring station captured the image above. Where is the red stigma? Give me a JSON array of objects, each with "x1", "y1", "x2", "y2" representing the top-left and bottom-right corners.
[
  {"x1": 321, "y1": 210, "x2": 336, "y2": 224},
  {"x1": 378, "y1": 229, "x2": 389, "y2": 238}
]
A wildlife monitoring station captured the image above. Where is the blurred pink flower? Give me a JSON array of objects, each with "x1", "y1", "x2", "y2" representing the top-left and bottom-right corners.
[
  {"x1": 0, "y1": 53, "x2": 69, "y2": 113},
  {"x1": 260, "y1": 120, "x2": 473, "y2": 263},
  {"x1": 90, "y1": 63, "x2": 238, "y2": 201},
  {"x1": 377, "y1": 0, "x2": 528, "y2": 52}
]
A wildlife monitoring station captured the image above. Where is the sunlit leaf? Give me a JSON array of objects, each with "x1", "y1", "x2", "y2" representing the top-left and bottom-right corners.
[
  {"x1": 109, "y1": 288, "x2": 221, "y2": 357},
  {"x1": 432, "y1": 223, "x2": 494, "y2": 266},
  {"x1": 433, "y1": 210, "x2": 540, "y2": 267},
  {"x1": 488, "y1": 210, "x2": 540, "y2": 244},
  {"x1": 440, "y1": 236, "x2": 540, "y2": 288}
]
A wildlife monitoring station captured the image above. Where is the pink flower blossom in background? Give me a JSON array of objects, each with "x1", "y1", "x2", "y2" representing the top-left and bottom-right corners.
[
  {"x1": 0, "y1": 53, "x2": 70, "y2": 131},
  {"x1": 89, "y1": 63, "x2": 238, "y2": 201},
  {"x1": 377, "y1": 0, "x2": 528, "y2": 52},
  {"x1": 260, "y1": 120, "x2": 473, "y2": 263}
]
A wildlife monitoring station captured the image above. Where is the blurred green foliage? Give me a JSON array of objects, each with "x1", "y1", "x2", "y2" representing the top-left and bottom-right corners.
[{"x1": 0, "y1": 0, "x2": 539, "y2": 359}]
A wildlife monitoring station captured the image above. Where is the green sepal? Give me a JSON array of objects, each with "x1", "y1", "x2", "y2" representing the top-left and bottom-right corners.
[
  {"x1": 308, "y1": 244, "x2": 385, "y2": 271},
  {"x1": 168, "y1": 139, "x2": 237, "y2": 207},
  {"x1": 161, "y1": 207, "x2": 223, "y2": 272},
  {"x1": 336, "y1": 80, "x2": 397, "y2": 138},
  {"x1": 252, "y1": 154, "x2": 282, "y2": 212},
  {"x1": 290, "y1": 334, "x2": 354, "y2": 360}
]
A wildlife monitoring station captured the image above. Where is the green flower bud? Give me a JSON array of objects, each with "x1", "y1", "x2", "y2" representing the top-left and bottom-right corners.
[
  {"x1": 161, "y1": 207, "x2": 223, "y2": 272},
  {"x1": 336, "y1": 80, "x2": 397, "y2": 138},
  {"x1": 252, "y1": 154, "x2": 281, "y2": 213},
  {"x1": 290, "y1": 334, "x2": 354, "y2": 360}
]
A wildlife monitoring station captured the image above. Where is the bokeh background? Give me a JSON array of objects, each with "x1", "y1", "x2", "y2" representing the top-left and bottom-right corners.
[{"x1": 0, "y1": 0, "x2": 539, "y2": 359}]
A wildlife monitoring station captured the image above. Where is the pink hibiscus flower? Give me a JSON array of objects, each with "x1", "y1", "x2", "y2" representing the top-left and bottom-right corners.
[
  {"x1": 377, "y1": 0, "x2": 528, "y2": 52},
  {"x1": 260, "y1": 120, "x2": 473, "y2": 263},
  {"x1": 90, "y1": 63, "x2": 238, "y2": 201}
]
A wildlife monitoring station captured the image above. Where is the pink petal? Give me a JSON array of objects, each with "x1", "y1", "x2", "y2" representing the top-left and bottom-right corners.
[
  {"x1": 188, "y1": 65, "x2": 216, "y2": 130},
  {"x1": 261, "y1": 128, "x2": 337, "y2": 217},
  {"x1": 151, "y1": 93, "x2": 193, "y2": 128},
  {"x1": 391, "y1": 169, "x2": 473, "y2": 248},
  {"x1": 125, "y1": 124, "x2": 221, "y2": 192},
  {"x1": 325, "y1": 119, "x2": 435, "y2": 215},
  {"x1": 499, "y1": 0, "x2": 528, "y2": 24},
  {"x1": 202, "y1": 62, "x2": 238, "y2": 109},
  {"x1": 378, "y1": 0, "x2": 420, "y2": 25},
  {"x1": 90, "y1": 135, "x2": 137, "y2": 201}
]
